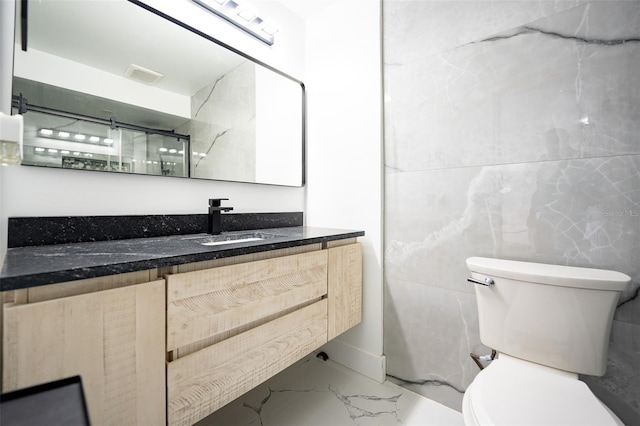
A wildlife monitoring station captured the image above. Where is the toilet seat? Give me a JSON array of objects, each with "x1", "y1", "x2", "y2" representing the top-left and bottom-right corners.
[{"x1": 463, "y1": 355, "x2": 623, "y2": 426}]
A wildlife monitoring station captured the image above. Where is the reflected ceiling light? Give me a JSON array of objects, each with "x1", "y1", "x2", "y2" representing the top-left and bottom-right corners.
[
  {"x1": 169, "y1": 148, "x2": 177, "y2": 154},
  {"x1": 35, "y1": 147, "x2": 45, "y2": 152},
  {"x1": 192, "y1": 0, "x2": 276, "y2": 45},
  {"x1": 47, "y1": 148, "x2": 58, "y2": 153},
  {"x1": 61, "y1": 150, "x2": 70, "y2": 154},
  {"x1": 159, "y1": 147, "x2": 168, "y2": 152},
  {"x1": 39, "y1": 129, "x2": 114, "y2": 146}
]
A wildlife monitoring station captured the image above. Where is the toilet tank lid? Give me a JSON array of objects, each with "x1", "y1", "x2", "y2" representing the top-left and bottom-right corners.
[{"x1": 466, "y1": 257, "x2": 631, "y2": 291}]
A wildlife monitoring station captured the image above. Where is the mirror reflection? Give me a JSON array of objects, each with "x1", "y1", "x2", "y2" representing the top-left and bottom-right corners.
[{"x1": 12, "y1": 0, "x2": 304, "y2": 186}]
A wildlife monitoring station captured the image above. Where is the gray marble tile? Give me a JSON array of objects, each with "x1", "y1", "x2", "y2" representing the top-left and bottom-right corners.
[
  {"x1": 384, "y1": 0, "x2": 586, "y2": 66},
  {"x1": 384, "y1": 278, "x2": 488, "y2": 409},
  {"x1": 189, "y1": 60, "x2": 256, "y2": 181},
  {"x1": 386, "y1": 156, "x2": 640, "y2": 294},
  {"x1": 385, "y1": 2, "x2": 640, "y2": 173},
  {"x1": 582, "y1": 320, "x2": 640, "y2": 425}
]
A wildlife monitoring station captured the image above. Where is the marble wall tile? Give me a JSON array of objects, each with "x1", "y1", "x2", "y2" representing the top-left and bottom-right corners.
[
  {"x1": 188, "y1": 60, "x2": 256, "y2": 181},
  {"x1": 383, "y1": 0, "x2": 640, "y2": 419},
  {"x1": 384, "y1": 278, "x2": 487, "y2": 411},
  {"x1": 386, "y1": 156, "x2": 639, "y2": 294},
  {"x1": 383, "y1": 0, "x2": 585, "y2": 66},
  {"x1": 385, "y1": 2, "x2": 640, "y2": 173}
]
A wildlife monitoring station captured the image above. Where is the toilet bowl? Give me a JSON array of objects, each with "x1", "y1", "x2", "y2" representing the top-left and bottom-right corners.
[
  {"x1": 463, "y1": 257, "x2": 630, "y2": 426},
  {"x1": 463, "y1": 354, "x2": 624, "y2": 426}
]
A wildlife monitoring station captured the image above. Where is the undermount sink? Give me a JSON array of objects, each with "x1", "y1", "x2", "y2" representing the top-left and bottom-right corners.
[
  {"x1": 182, "y1": 232, "x2": 284, "y2": 247},
  {"x1": 200, "y1": 236, "x2": 264, "y2": 246}
]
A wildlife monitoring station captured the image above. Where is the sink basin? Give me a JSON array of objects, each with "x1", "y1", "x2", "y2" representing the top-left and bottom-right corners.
[
  {"x1": 182, "y1": 232, "x2": 284, "y2": 247},
  {"x1": 201, "y1": 237, "x2": 264, "y2": 246}
]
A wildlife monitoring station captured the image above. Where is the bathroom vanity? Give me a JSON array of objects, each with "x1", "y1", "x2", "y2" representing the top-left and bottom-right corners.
[{"x1": 0, "y1": 214, "x2": 363, "y2": 425}]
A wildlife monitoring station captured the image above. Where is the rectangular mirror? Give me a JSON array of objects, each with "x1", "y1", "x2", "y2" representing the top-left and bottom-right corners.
[{"x1": 12, "y1": 0, "x2": 305, "y2": 186}]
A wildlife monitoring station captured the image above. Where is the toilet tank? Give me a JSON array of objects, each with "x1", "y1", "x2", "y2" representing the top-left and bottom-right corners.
[{"x1": 466, "y1": 257, "x2": 630, "y2": 376}]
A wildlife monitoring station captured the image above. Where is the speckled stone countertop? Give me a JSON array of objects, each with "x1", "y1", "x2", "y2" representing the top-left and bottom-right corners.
[{"x1": 1, "y1": 213, "x2": 364, "y2": 291}]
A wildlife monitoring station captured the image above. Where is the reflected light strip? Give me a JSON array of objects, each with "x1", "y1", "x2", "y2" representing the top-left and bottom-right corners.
[{"x1": 38, "y1": 129, "x2": 113, "y2": 146}]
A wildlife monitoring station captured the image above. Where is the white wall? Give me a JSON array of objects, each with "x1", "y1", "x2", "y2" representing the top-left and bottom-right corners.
[
  {"x1": 305, "y1": 0, "x2": 385, "y2": 381},
  {"x1": 0, "y1": 0, "x2": 16, "y2": 267},
  {"x1": 0, "y1": 0, "x2": 306, "y2": 264}
]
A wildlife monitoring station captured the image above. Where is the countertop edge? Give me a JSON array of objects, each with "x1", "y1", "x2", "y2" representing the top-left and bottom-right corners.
[{"x1": 0, "y1": 229, "x2": 365, "y2": 291}]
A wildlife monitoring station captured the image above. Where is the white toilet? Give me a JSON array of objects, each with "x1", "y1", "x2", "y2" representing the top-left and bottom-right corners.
[{"x1": 463, "y1": 257, "x2": 630, "y2": 426}]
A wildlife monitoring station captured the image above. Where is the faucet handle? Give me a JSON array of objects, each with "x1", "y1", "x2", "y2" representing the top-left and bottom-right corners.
[{"x1": 209, "y1": 198, "x2": 229, "y2": 207}]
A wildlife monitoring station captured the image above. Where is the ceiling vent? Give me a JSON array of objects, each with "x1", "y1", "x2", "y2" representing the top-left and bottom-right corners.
[{"x1": 124, "y1": 64, "x2": 164, "y2": 85}]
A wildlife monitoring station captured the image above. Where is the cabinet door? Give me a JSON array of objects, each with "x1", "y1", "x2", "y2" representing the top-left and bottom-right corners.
[
  {"x1": 3, "y1": 280, "x2": 166, "y2": 426},
  {"x1": 327, "y1": 243, "x2": 363, "y2": 340}
]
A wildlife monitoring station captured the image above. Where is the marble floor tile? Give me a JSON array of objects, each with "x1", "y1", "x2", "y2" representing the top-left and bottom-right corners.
[{"x1": 196, "y1": 355, "x2": 464, "y2": 426}]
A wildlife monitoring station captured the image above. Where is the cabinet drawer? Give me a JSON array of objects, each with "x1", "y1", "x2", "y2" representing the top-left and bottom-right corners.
[
  {"x1": 166, "y1": 250, "x2": 328, "y2": 351},
  {"x1": 167, "y1": 299, "x2": 328, "y2": 426}
]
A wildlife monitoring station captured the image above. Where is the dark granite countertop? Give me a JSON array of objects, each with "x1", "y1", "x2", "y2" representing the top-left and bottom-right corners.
[{"x1": 0, "y1": 226, "x2": 364, "y2": 291}]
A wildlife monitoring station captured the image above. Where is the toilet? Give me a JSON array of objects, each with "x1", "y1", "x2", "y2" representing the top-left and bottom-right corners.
[{"x1": 463, "y1": 257, "x2": 630, "y2": 426}]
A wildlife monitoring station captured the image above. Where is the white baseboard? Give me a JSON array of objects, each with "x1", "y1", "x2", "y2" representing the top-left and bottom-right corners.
[{"x1": 319, "y1": 339, "x2": 386, "y2": 383}]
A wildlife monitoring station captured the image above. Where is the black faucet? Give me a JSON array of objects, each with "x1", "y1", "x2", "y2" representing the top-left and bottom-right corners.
[{"x1": 208, "y1": 198, "x2": 233, "y2": 235}]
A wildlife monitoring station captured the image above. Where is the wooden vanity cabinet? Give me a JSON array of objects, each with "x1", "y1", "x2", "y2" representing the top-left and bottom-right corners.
[
  {"x1": 165, "y1": 240, "x2": 362, "y2": 426},
  {"x1": 1, "y1": 239, "x2": 362, "y2": 426},
  {"x1": 2, "y1": 276, "x2": 166, "y2": 426}
]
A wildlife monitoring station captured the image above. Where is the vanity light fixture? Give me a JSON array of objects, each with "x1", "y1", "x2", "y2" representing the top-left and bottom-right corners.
[
  {"x1": 192, "y1": 0, "x2": 277, "y2": 45},
  {"x1": 236, "y1": 5, "x2": 257, "y2": 22},
  {"x1": 261, "y1": 21, "x2": 278, "y2": 36}
]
